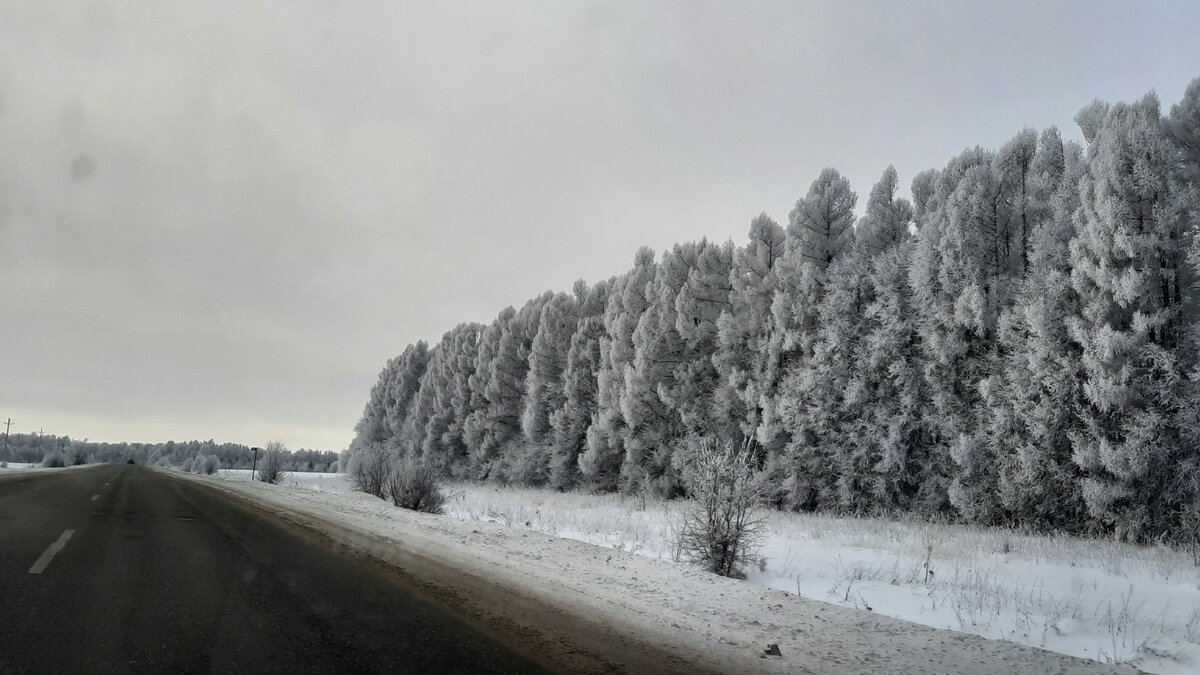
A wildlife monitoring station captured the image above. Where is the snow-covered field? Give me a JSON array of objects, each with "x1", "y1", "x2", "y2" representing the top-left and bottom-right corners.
[
  {"x1": 216, "y1": 468, "x2": 347, "y2": 493},
  {"x1": 204, "y1": 469, "x2": 1199, "y2": 674}
]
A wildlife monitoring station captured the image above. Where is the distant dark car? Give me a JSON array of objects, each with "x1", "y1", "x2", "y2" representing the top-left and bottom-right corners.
[{"x1": 127, "y1": 459, "x2": 136, "y2": 465}]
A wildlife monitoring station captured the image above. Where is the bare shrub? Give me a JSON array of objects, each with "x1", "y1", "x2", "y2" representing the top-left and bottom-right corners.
[
  {"x1": 676, "y1": 437, "x2": 765, "y2": 578},
  {"x1": 257, "y1": 440, "x2": 288, "y2": 484},
  {"x1": 349, "y1": 442, "x2": 389, "y2": 498},
  {"x1": 203, "y1": 454, "x2": 221, "y2": 475},
  {"x1": 385, "y1": 456, "x2": 446, "y2": 514}
]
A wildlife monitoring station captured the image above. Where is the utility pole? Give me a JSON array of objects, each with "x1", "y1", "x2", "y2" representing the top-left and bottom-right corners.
[
  {"x1": 2, "y1": 418, "x2": 11, "y2": 462},
  {"x1": 250, "y1": 447, "x2": 260, "y2": 481}
]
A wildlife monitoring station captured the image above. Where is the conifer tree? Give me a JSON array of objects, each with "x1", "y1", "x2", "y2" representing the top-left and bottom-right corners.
[{"x1": 1067, "y1": 94, "x2": 1188, "y2": 539}]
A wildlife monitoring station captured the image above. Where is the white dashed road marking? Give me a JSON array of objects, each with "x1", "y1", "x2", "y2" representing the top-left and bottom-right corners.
[
  {"x1": 29, "y1": 529, "x2": 75, "y2": 575},
  {"x1": 91, "y1": 494, "x2": 100, "y2": 501}
]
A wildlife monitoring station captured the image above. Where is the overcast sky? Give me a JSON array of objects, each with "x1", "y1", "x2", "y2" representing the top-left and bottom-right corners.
[{"x1": 2, "y1": 1, "x2": 1199, "y2": 451}]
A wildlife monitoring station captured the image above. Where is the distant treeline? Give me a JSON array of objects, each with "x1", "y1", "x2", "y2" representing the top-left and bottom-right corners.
[{"x1": 0, "y1": 433, "x2": 340, "y2": 473}]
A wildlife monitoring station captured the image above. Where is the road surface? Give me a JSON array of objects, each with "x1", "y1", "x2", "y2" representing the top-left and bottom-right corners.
[{"x1": 0, "y1": 465, "x2": 548, "y2": 674}]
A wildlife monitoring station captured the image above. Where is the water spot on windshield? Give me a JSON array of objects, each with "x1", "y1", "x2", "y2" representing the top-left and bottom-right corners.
[{"x1": 71, "y1": 154, "x2": 97, "y2": 181}]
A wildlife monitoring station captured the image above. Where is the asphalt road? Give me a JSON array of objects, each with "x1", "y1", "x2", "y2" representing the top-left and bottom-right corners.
[{"x1": 0, "y1": 464, "x2": 549, "y2": 674}]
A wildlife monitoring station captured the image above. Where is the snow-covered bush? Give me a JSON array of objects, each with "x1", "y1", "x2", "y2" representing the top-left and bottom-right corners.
[
  {"x1": 385, "y1": 456, "x2": 446, "y2": 514},
  {"x1": 41, "y1": 450, "x2": 65, "y2": 468},
  {"x1": 203, "y1": 454, "x2": 220, "y2": 475},
  {"x1": 257, "y1": 440, "x2": 288, "y2": 484},
  {"x1": 65, "y1": 444, "x2": 88, "y2": 465},
  {"x1": 349, "y1": 443, "x2": 388, "y2": 498},
  {"x1": 676, "y1": 438, "x2": 765, "y2": 578}
]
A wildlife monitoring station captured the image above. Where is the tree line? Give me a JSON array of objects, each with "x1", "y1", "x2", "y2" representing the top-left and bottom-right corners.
[
  {"x1": 350, "y1": 77, "x2": 1200, "y2": 543},
  {"x1": 0, "y1": 433, "x2": 339, "y2": 473}
]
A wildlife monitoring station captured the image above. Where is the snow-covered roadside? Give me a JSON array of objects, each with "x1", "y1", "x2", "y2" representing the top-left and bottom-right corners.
[
  {"x1": 442, "y1": 483, "x2": 1200, "y2": 675},
  {"x1": 205, "y1": 470, "x2": 1196, "y2": 673},
  {"x1": 174, "y1": 469, "x2": 1127, "y2": 675},
  {"x1": 0, "y1": 462, "x2": 92, "y2": 480},
  {"x1": 0, "y1": 461, "x2": 42, "y2": 473},
  {"x1": 215, "y1": 467, "x2": 348, "y2": 493}
]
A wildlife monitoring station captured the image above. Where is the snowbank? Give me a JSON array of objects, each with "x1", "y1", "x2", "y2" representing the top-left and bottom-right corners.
[
  {"x1": 215, "y1": 468, "x2": 346, "y2": 493},
  {"x1": 0, "y1": 462, "x2": 93, "y2": 480}
]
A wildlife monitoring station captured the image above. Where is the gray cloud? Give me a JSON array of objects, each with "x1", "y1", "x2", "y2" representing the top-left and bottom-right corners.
[{"x1": 3, "y1": 0, "x2": 1199, "y2": 449}]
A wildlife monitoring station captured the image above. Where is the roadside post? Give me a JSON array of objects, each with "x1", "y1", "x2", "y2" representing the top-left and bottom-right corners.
[{"x1": 251, "y1": 447, "x2": 259, "y2": 481}]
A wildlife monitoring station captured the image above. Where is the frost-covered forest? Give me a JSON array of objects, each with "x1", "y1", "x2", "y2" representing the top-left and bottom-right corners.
[{"x1": 351, "y1": 77, "x2": 1200, "y2": 543}]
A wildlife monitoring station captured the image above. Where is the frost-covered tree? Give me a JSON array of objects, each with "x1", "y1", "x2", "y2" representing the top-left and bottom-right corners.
[
  {"x1": 351, "y1": 342, "x2": 430, "y2": 455},
  {"x1": 1170, "y1": 80, "x2": 1200, "y2": 493},
  {"x1": 787, "y1": 168, "x2": 858, "y2": 271},
  {"x1": 672, "y1": 239, "x2": 734, "y2": 433},
  {"x1": 483, "y1": 293, "x2": 552, "y2": 483},
  {"x1": 1170, "y1": 78, "x2": 1200, "y2": 182},
  {"x1": 1168, "y1": 77, "x2": 1200, "y2": 316},
  {"x1": 1067, "y1": 93, "x2": 1189, "y2": 539},
  {"x1": 258, "y1": 440, "x2": 288, "y2": 484},
  {"x1": 1032, "y1": 127, "x2": 1067, "y2": 209},
  {"x1": 764, "y1": 170, "x2": 857, "y2": 452},
  {"x1": 419, "y1": 323, "x2": 483, "y2": 476},
  {"x1": 352, "y1": 358, "x2": 397, "y2": 450},
  {"x1": 580, "y1": 248, "x2": 655, "y2": 490},
  {"x1": 833, "y1": 168, "x2": 923, "y2": 513},
  {"x1": 620, "y1": 243, "x2": 700, "y2": 493},
  {"x1": 778, "y1": 247, "x2": 869, "y2": 511},
  {"x1": 1075, "y1": 100, "x2": 1110, "y2": 145},
  {"x1": 854, "y1": 240, "x2": 931, "y2": 512},
  {"x1": 462, "y1": 307, "x2": 512, "y2": 477},
  {"x1": 856, "y1": 166, "x2": 914, "y2": 257},
  {"x1": 548, "y1": 315, "x2": 606, "y2": 489},
  {"x1": 382, "y1": 342, "x2": 431, "y2": 452},
  {"x1": 521, "y1": 292, "x2": 579, "y2": 445},
  {"x1": 545, "y1": 281, "x2": 610, "y2": 489},
  {"x1": 994, "y1": 128, "x2": 1040, "y2": 274},
  {"x1": 404, "y1": 348, "x2": 444, "y2": 457},
  {"x1": 779, "y1": 167, "x2": 914, "y2": 513},
  {"x1": 713, "y1": 214, "x2": 785, "y2": 445},
  {"x1": 990, "y1": 140, "x2": 1087, "y2": 527},
  {"x1": 907, "y1": 147, "x2": 1000, "y2": 520},
  {"x1": 771, "y1": 170, "x2": 857, "y2": 360},
  {"x1": 910, "y1": 169, "x2": 938, "y2": 226}
]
